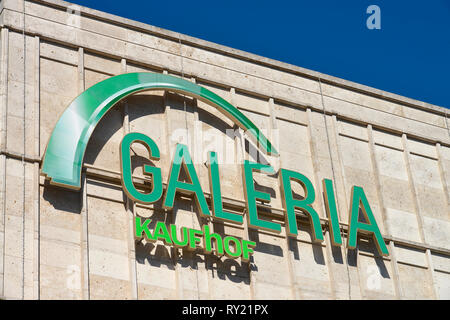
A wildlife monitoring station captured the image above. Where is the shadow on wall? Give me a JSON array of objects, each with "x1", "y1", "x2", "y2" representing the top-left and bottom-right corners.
[
  {"x1": 288, "y1": 236, "x2": 326, "y2": 266},
  {"x1": 84, "y1": 103, "x2": 124, "y2": 166},
  {"x1": 248, "y1": 228, "x2": 284, "y2": 258},
  {"x1": 134, "y1": 196, "x2": 252, "y2": 284},
  {"x1": 42, "y1": 180, "x2": 82, "y2": 214},
  {"x1": 135, "y1": 241, "x2": 252, "y2": 285},
  {"x1": 83, "y1": 93, "x2": 166, "y2": 167},
  {"x1": 355, "y1": 237, "x2": 391, "y2": 279},
  {"x1": 41, "y1": 180, "x2": 392, "y2": 287},
  {"x1": 329, "y1": 237, "x2": 390, "y2": 279},
  {"x1": 84, "y1": 91, "x2": 239, "y2": 167}
]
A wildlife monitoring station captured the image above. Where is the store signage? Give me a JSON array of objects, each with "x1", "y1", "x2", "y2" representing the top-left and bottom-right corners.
[
  {"x1": 41, "y1": 72, "x2": 389, "y2": 259},
  {"x1": 135, "y1": 217, "x2": 256, "y2": 262}
]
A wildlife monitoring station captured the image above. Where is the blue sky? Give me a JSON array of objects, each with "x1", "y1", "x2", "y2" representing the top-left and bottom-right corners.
[{"x1": 70, "y1": 0, "x2": 450, "y2": 108}]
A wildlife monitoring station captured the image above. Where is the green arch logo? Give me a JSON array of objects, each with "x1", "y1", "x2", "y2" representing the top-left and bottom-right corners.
[{"x1": 41, "y1": 72, "x2": 279, "y2": 190}]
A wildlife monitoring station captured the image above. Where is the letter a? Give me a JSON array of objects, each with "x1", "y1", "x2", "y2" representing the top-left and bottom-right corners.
[{"x1": 348, "y1": 186, "x2": 388, "y2": 256}]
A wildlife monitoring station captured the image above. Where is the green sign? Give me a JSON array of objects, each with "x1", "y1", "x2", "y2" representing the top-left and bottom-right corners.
[
  {"x1": 41, "y1": 72, "x2": 389, "y2": 258},
  {"x1": 121, "y1": 132, "x2": 388, "y2": 256},
  {"x1": 135, "y1": 216, "x2": 256, "y2": 261}
]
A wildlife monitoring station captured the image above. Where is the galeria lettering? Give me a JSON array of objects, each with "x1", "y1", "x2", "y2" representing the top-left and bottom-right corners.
[{"x1": 121, "y1": 132, "x2": 389, "y2": 257}]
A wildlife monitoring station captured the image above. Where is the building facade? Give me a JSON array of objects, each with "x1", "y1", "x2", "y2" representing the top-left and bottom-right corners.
[{"x1": 0, "y1": 0, "x2": 449, "y2": 300}]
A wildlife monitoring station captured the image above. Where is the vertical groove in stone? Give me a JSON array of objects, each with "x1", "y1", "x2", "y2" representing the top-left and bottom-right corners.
[
  {"x1": 328, "y1": 114, "x2": 352, "y2": 301},
  {"x1": 322, "y1": 114, "x2": 343, "y2": 299},
  {"x1": 330, "y1": 115, "x2": 350, "y2": 220},
  {"x1": 32, "y1": 35, "x2": 40, "y2": 300},
  {"x1": 191, "y1": 76, "x2": 211, "y2": 300},
  {"x1": 126, "y1": 199, "x2": 138, "y2": 300},
  {"x1": 190, "y1": 76, "x2": 201, "y2": 300},
  {"x1": 162, "y1": 69, "x2": 182, "y2": 299},
  {"x1": 269, "y1": 98, "x2": 297, "y2": 300},
  {"x1": 78, "y1": 47, "x2": 90, "y2": 300},
  {"x1": 162, "y1": 70, "x2": 172, "y2": 158},
  {"x1": 402, "y1": 134, "x2": 426, "y2": 242},
  {"x1": 388, "y1": 241, "x2": 403, "y2": 298},
  {"x1": 121, "y1": 57, "x2": 139, "y2": 300},
  {"x1": 435, "y1": 142, "x2": 449, "y2": 299},
  {"x1": 241, "y1": 185, "x2": 254, "y2": 300},
  {"x1": 81, "y1": 173, "x2": 90, "y2": 300},
  {"x1": 436, "y1": 143, "x2": 450, "y2": 211},
  {"x1": 306, "y1": 108, "x2": 337, "y2": 299},
  {"x1": 0, "y1": 28, "x2": 8, "y2": 151},
  {"x1": 330, "y1": 114, "x2": 360, "y2": 300},
  {"x1": 268, "y1": 98, "x2": 277, "y2": 151},
  {"x1": 0, "y1": 154, "x2": 5, "y2": 299},
  {"x1": 425, "y1": 248, "x2": 439, "y2": 299},
  {"x1": 367, "y1": 125, "x2": 390, "y2": 236},
  {"x1": 367, "y1": 124, "x2": 402, "y2": 299},
  {"x1": 401, "y1": 134, "x2": 439, "y2": 299},
  {"x1": 77, "y1": 48, "x2": 84, "y2": 96},
  {"x1": 322, "y1": 233, "x2": 337, "y2": 299},
  {"x1": 172, "y1": 215, "x2": 182, "y2": 300},
  {"x1": 21, "y1": 13, "x2": 28, "y2": 299},
  {"x1": 32, "y1": 161, "x2": 39, "y2": 300},
  {"x1": 0, "y1": 27, "x2": 8, "y2": 299},
  {"x1": 231, "y1": 87, "x2": 253, "y2": 300},
  {"x1": 33, "y1": 36, "x2": 40, "y2": 160}
]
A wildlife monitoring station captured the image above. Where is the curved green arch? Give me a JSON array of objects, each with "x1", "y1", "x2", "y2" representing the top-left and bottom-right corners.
[{"x1": 41, "y1": 72, "x2": 278, "y2": 190}]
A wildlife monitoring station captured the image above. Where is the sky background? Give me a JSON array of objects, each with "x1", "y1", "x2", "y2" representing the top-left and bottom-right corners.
[{"x1": 70, "y1": 0, "x2": 450, "y2": 109}]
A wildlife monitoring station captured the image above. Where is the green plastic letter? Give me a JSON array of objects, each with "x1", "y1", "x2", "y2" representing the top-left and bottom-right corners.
[
  {"x1": 163, "y1": 144, "x2": 210, "y2": 217},
  {"x1": 188, "y1": 229, "x2": 204, "y2": 250},
  {"x1": 203, "y1": 224, "x2": 224, "y2": 255},
  {"x1": 223, "y1": 236, "x2": 242, "y2": 259},
  {"x1": 170, "y1": 224, "x2": 189, "y2": 248},
  {"x1": 242, "y1": 160, "x2": 281, "y2": 233},
  {"x1": 322, "y1": 179, "x2": 343, "y2": 246},
  {"x1": 279, "y1": 169, "x2": 324, "y2": 242},
  {"x1": 242, "y1": 240, "x2": 257, "y2": 262},
  {"x1": 348, "y1": 186, "x2": 389, "y2": 256},
  {"x1": 120, "y1": 132, "x2": 163, "y2": 204},
  {"x1": 208, "y1": 151, "x2": 243, "y2": 224},
  {"x1": 135, "y1": 216, "x2": 154, "y2": 240},
  {"x1": 153, "y1": 221, "x2": 173, "y2": 245}
]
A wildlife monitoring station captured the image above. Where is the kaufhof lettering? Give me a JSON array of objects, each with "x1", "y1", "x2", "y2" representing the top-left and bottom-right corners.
[
  {"x1": 121, "y1": 132, "x2": 389, "y2": 258},
  {"x1": 135, "y1": 217, "x2": 256, "y2": 261}
]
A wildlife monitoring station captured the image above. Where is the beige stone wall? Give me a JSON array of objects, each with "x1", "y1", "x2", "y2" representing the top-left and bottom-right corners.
[{"x1": 0, "y1": 0, "x2": 449, "y2": 300}]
